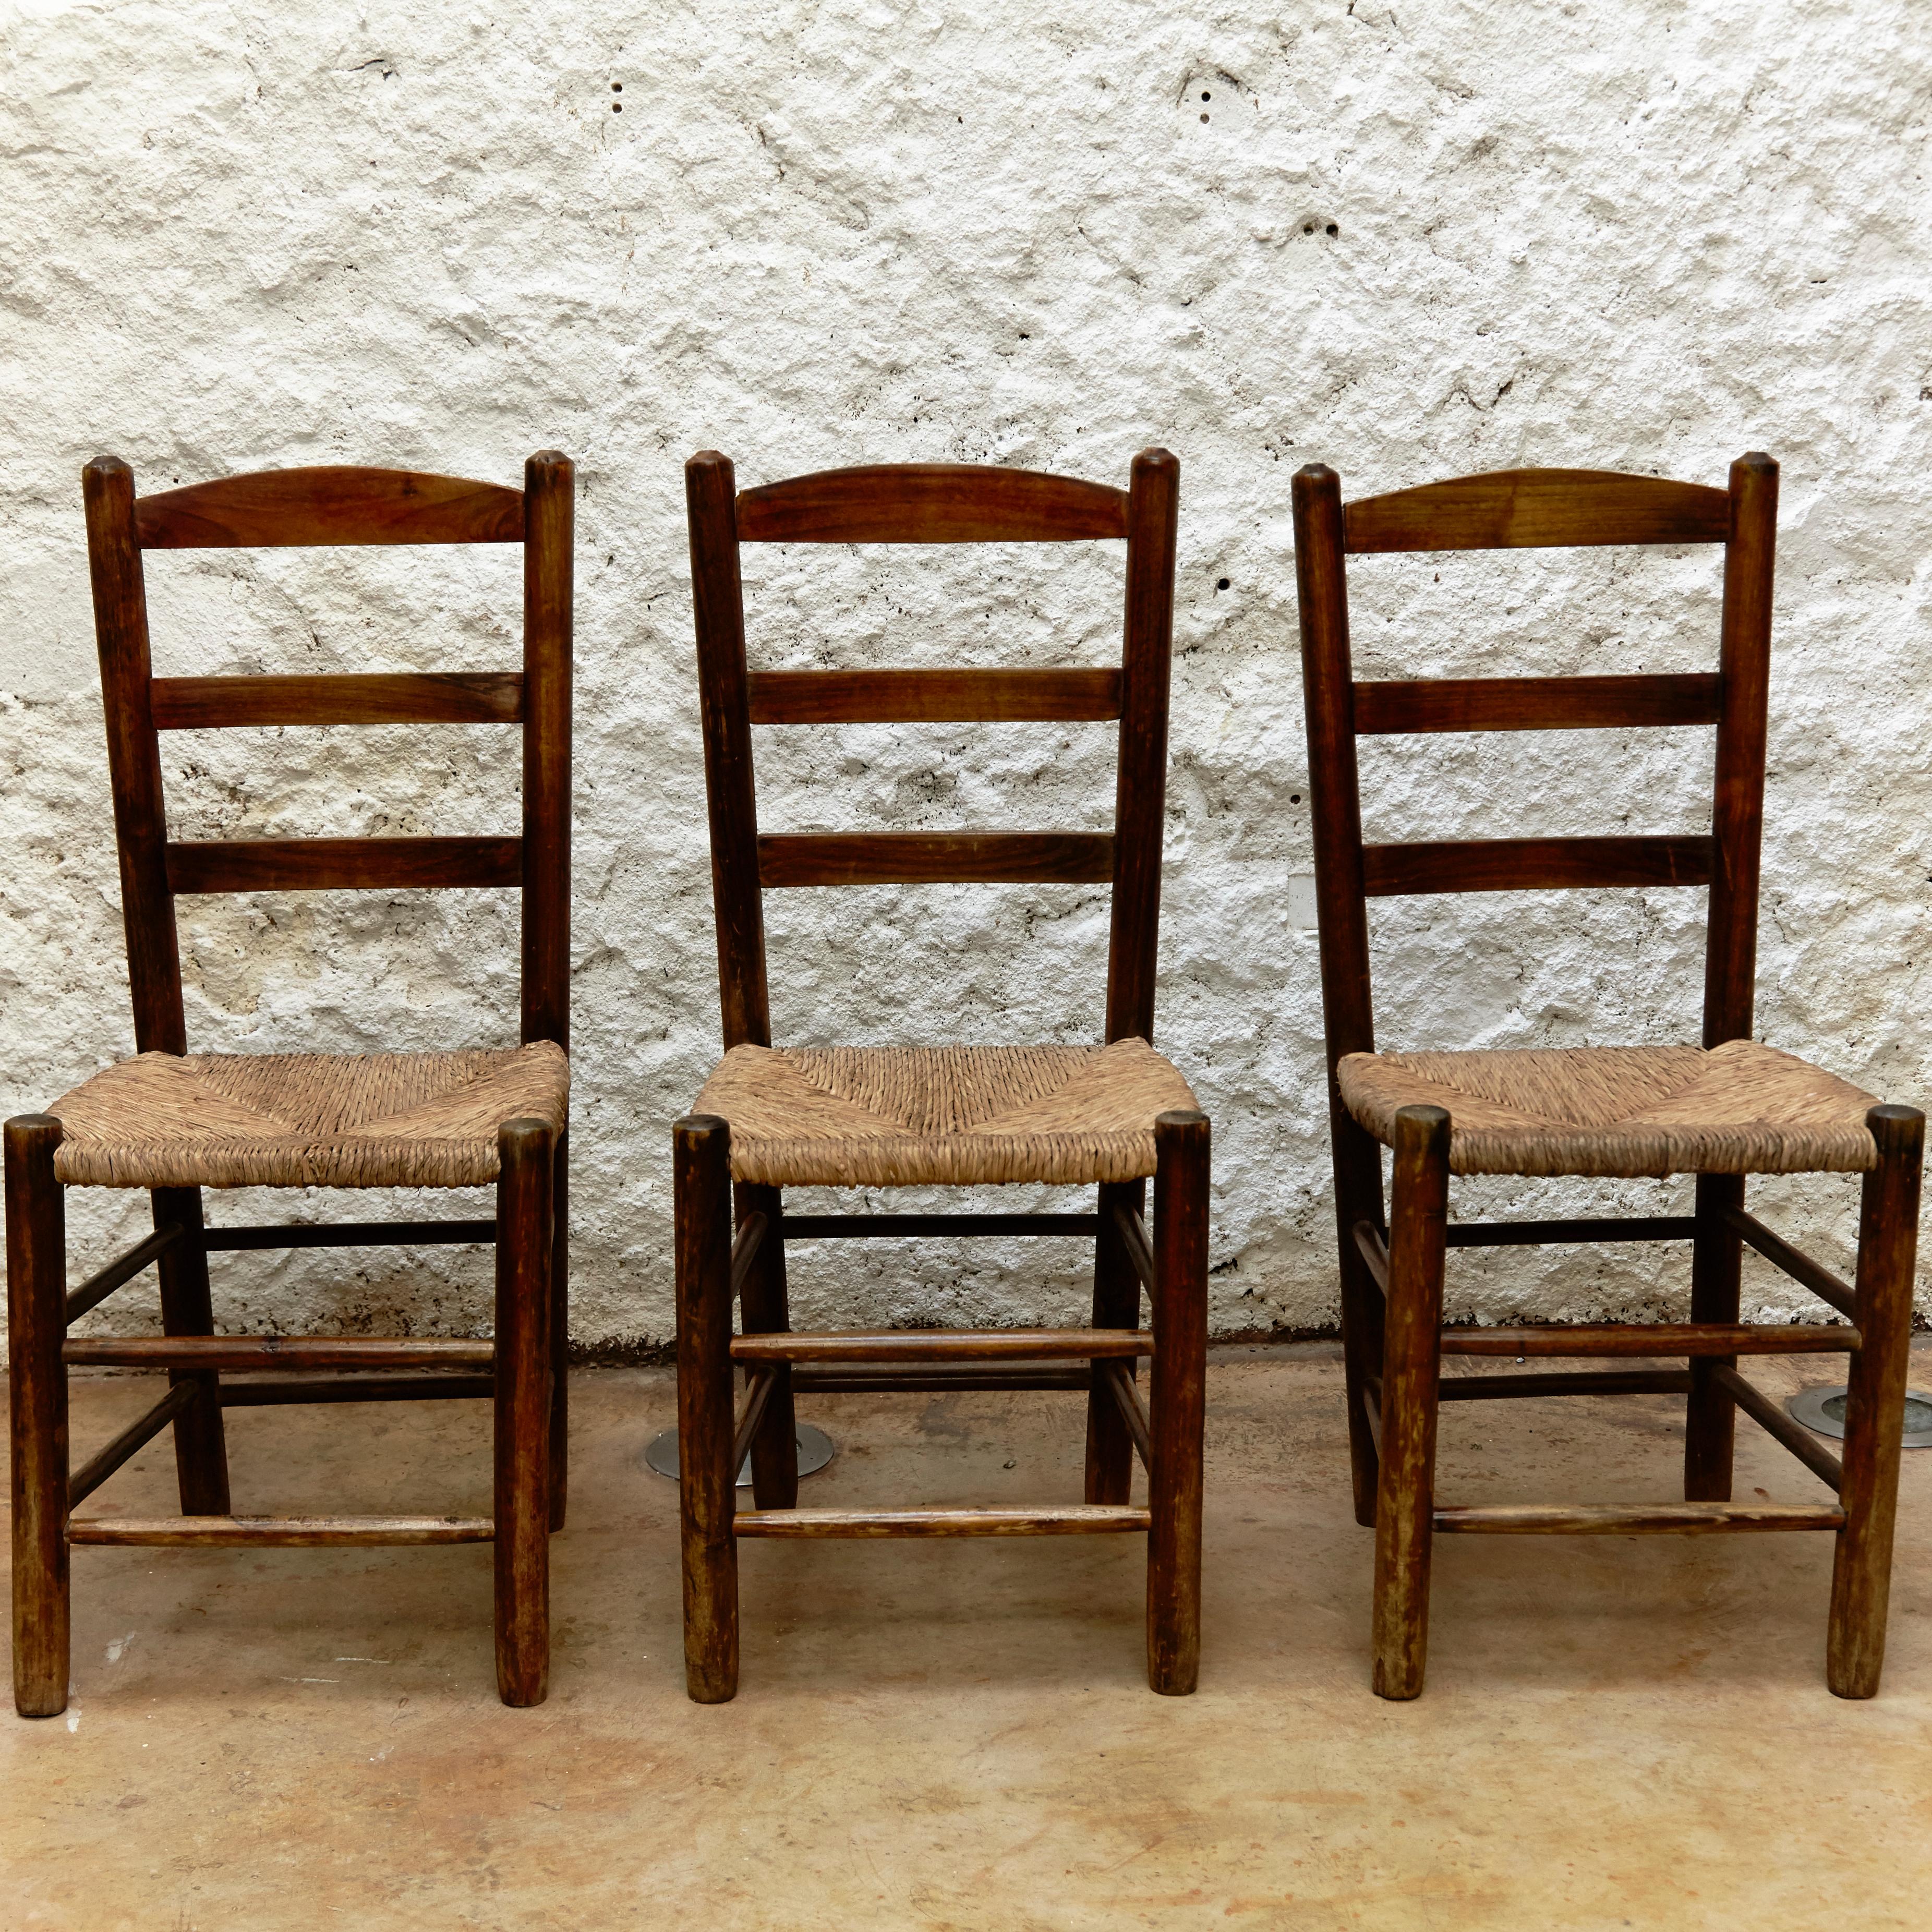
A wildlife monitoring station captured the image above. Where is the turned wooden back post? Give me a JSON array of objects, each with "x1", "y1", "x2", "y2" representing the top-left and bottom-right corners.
[
  {"x1": 81, "y1": 456, "x2": 574, "y2": 1056},
  {"x1": 685, "y1": 453, "x2": 1181, "y2": 1051}
]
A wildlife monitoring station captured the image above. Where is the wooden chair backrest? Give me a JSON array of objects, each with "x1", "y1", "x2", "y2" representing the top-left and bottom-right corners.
[
  {"x1": 81, "y1": 456, "x2": 574, "y2": 1056},
  {"x1": 685, "y1": 452, "x2": 1180, "y2": 1051},
  {"x1": 1293, "y1": 455, "x2": 1778, "y2": 1082}
]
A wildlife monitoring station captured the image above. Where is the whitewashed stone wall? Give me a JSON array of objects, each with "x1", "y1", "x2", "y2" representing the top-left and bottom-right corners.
[{"x1": 3, "y1": 0, "x2": 1928, "y2": 1354}]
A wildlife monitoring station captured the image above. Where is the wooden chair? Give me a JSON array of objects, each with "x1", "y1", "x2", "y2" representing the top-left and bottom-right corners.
[
  {"x1": 7, "y1": 455, "x2": 573, "y2": 1714},
  {"x1": 677, "y1": 451, "x2": 1210, "y2": 1701},
  {"x1": 1292, "y1": 454, "x2": 1924, "y2": 1698}
]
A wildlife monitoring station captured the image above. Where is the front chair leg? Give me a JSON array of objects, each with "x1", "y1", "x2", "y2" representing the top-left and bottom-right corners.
[
  {"x1": 676, "y1": 1115, "x2": 739, "y2": 1702},
  {"x1": 1828, "y1": 1105, "x2": 1924, "y2": 1698},
  {"x1": 1147, "y1": 1111, "x2": 1209, "y2": 1696},
  {"x1": 494, "y1": 1117, "x2": 554, "y2": 1708},
  {"x1": 548, "y1": 1128, "x2": 570, "y2": 1533},
  {"x1": 7, "y1": 1116, "x2": 70, "y2": 1719},
  {"x1": 1372, "y1": 1104, "x2": 1450, "y2": 1701}
]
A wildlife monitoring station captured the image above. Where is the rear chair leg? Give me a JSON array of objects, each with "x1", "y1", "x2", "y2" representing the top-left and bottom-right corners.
[
  {"x1": 1147, "y1": 1112, "x2": 1209, "y2": 1696},
  {"x1": 1828, "y1": 1105, "x2": 1924, "y2": 1698},
  {"x1": 1372, "y1": 1105, "x2": 1450, "y2": 1701},
  {"x1": 494, "y1": 1117, "x2": 554, "y2": 1707},
  {"x1": 677, "y1": 1115, "x2": 739, "y2": 1702},
  {"x1": 152, "y1": 1184, "x2": 230, "y2": 1516},
  {"x1": 548, "y1": 1129, "x2": 570, "y2": 1533},
  {"x1": 8, "y1": 1116, "x2": 70, "y2": 1719},
  {"x1": 1086, "y1": 1179, "x2": 1144, "y2": 1506},
  {"x1": 1684, "y1": 1173, "x2": 1744, "y2": 1502},
  {"x1": 1334, "y1": 1114, "x2": 1388, "y2": 1529},
  {"x1": 735, "y1": 1180, "x2": 798, "y2": 1510}
]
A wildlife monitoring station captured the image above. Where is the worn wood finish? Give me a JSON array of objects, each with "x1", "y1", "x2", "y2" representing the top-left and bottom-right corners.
[
  {"x1": 150, "y1": 1188, "x2": 228, "y2": 1516},
  {"x1": 1102, "y1": 1359, "x2": 1154, "y2": 1470},
  {"x1": 1343, "y1": 468, "x2": 1731, "y2": 553},
  {"x1": 1108, "y1": 1199, "x2": 1159, "y2": 1294},
  {"x1": 1351, "y1": 673, "x2": 1723, "y2": 736},
  {"x1": 166, "y1": 836, "x2": 523, "y2": 896},
  {"x1": 734, "y1": 1505, "x2": 1152, "y2": 1538},
  {"x1": 1146, "y1": 1109, "x2": 1209, "y2": 1696},
  {"x1": 1434, "y1": 1502, "x2": 1843, "y2": 1535},
  {"x1": 791, "y1": 1365, "x2": 1091, "y2": 1393},
  {"x1": 675, "y1": 1115, "x2": 739, "y2": 1703},
  {"x1": 735, "y1": 463, "x2": 1128, "y2": 545},
  {"x1": 134, "y1": 467, "x2": 524, "y2": 549},
  {"x1": 1685, "y1": 1173, "x2": 1746, "y2": 1501},
  {"x1": 1722, "y1": 1208, "x2": 1857, "y2": 1321},
  {"x1": 782, "y1": 1212, "x2": 1098, "y2": 1240},
  {"x1": 1353, "y1": 1219, "x2": 1389, "y2": 1294},
  {"x1": 1439, "y1": 1370, "x2": 1695, "y2": 1401},
  {"x1": 1710, "y1": 1365, "x2": 1844, "y2": 1492},
  {"x1": 1372, "y1": 1106, "x2": 1451, "y2": 1700},
  {"x1": 520, "y1": 450, "x2": 574, "y2": 1055},
  {"x1": 734, "y1": 1185, "x2": 798, "y2": 1510},
  {"x1": 749, "y1": 667, "x2": 1121, "y2": 724},
  {"x1": 68, "y1": 1384, "x2": 201, "y2": 1508},
  {"x1": 64, "y1": 1223, "x2": 183, "y2": 1322},
  {"x1": 730, "y1": 1369, "x2": 779, "y2": 1480},
  {"x1": 492, "y1": 1118, "x2": 552, "y2": 1707},
  {"x1": 757, "y1": 830, "x2": 1114, "y2": 889},
  {"x1": 1085, "y1": 1180, "x2": 1145, "y2": 1505},
  {"x1": 7, "y1": 1116, "x2": 70, "y2": 1717},
  {"x1": 731, "y1": 1327, "x2": 1155, "y2": 1364},
  {"x1": 1440, "y1": 1322, "x2": 1858, "y2": 1358},
  {"x1": 64, "y1": 1336, "x2": 497, "y2": 1370},
  {"x1": 1361, "y1": 835, "x2": 1713, "y2": 898},
  {"x1": 151, "y1": 672, "x2": 525, "y2": 730},
  {"x1": 219, "y1": 1375, "x2": 496, "y2": 1406},
  {"x1": 1828, "y1": 1105, "x2": 1925, "y2": 1697},
  {"x1": 1446, "y1": 1216, "x2": 1698, "y2": 1248},
  {"x1": 69, "y1": 1516, "x2": 496, "y2": 1545},
  {"x1": 201, "y1": 1219, "x2": 498, "y2": 1252},
  {"x1": 547, "y1": 1130, "x2": 570, "y2": 1532}
]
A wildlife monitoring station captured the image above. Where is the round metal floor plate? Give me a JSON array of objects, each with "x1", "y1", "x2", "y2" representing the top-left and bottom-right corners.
[
  {"x1": 642, "y1": 1423, "x2": 837, "y2": 1484},
  {"x1": 1786, "y1": 1384, "x2": 1932, "y2": 1448}
]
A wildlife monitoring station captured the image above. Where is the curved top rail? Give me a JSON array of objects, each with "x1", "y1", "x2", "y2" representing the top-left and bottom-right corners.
[
  {"x1": 734, "y1": 463, "x2": 1129, "y2": 545},
  {"x1": 1344, "y1": 467, "x2": 1731, "y2": 554},
  {"x1": 133, "y1": 467, "x2": 525, "y2": 549}
]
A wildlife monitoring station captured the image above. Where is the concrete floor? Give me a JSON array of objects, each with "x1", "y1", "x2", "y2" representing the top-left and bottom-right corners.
[{"x1": 4, "y1": 1345, "x2": 1930, "y2": 1929}]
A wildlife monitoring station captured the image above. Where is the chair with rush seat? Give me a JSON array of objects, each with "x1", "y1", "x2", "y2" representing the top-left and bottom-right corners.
[
  {"x1": 677, "y1": 450, "x2": 1210, "y2": 1701},
  {"x1": 1292, "y1": 454, "x2": 1923, "y2": 1699},
  {"x1": 7, "y1": 455, "x2": 572, "y2": 1714}
]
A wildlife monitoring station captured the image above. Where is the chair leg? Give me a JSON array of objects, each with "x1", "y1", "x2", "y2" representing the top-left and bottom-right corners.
[
  {"x1": 1828, "y1": 1105, "x2": 1924, "y2": 1698},
  {"x1": 1085, "y1": 1179, "x2": 1144, "y2": 1506},
  {"x1": 677, "y1": 1115, "x2": 739, "y2": 1703},
  {"x1": 8, "y1": 1116, "x2": 70, "y2": 1719},
  {"x1": 1372, "y1": 1104, "x2": 1450, "y2": 1701},
  {"x1": 1684, "y1": 1173, "x2": 1744, "y2": 1502},
  {"x1": 151, "y1": 1185, "x2": 230, "y2": 1517},
  {"x1": 493, "y1": 1117, "x2": 554, "y2": 1708},
  {"x1": 1334, "y1": 1114, "x2": 1387, "y2": 1528},
  {"x1": 548, "y1": 1129, "x2": 569, "y2": 1533},
  {"x1": 1147, "y1": 1112, "x2": 1209, "y2": 1696},
  {"x1": 735, "y1": 1181, "x2": 798, "y2": 1510}
]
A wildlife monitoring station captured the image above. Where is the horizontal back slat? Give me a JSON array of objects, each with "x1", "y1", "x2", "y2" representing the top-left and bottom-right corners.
[
  {"x1": 748, "y1": 667, "x2": 1121, "y2": 724},
  {"x1": 151, "y1": 672, "x2": 525, "y2": 730},
  {"x1": 736, "y1": 464, "x2": 1129, "y2": 545},
  {"x1": 1361, "y1": 835, "x2": 1714, "y2": 897},
  {"x1": 1353, "y1": 673, "x2": 1722, "y2": 735},
  {"x1": 1345, "y1": 468, "x2": 1731, "y2": 553},
  {"x1": 758, "y1": 830, "x2": 1115, "y2": 888},
  {"x1": 167, "y1": 836, "x2": 523, "y2": 895},
  {"x1": 135, "y1": 467, "x2": 525, "y2": 549}
]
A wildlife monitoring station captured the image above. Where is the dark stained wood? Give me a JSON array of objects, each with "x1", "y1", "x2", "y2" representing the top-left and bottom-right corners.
[
  {"x1": 1343, "y1": 468, "x2": 1731, "y2": 553},
  {"x1": 1446, "y1": 1216, "x2": 1698, "y2": 1248},
  {"x1": 64, "y1": 1223, "x2": 183, "y2": 1322},
  {"x1": 1438, "y1": 1370, "x2": 1695, "y2": 1400},
  {"x1": 1722, "y1": 1208, "x2": 1857, "y2": 1320},
  {"x1": 1102, "y1": 1359, "x2": 1154, "y2": 1470},
  {"x1": 548, "y1": 1130, "x2": 569, "y2": 1533},
  {"x1": 202, "y1": 1219, "x2": 498, "y2": 1251},
  {"x1": 520, "y1": 450, "x2": 574, "y2": 1057},
  {"x1": 792, "y1": 1365, "x2": 1091, "y2": 1393},
  {"x1": 1109, "y1": 1197, "x2": 1158, "y2": 1296},
  {"x1": 1352, "y1": 674, "x2": 1723, "y2": 736},
  {"x1": 1361, "y1": 835, "x2": 1713, "y2": 898},
  {"x1": 1434, "y1": 1502, "x2": 1842, "y2": 1535},
  {"x1": 64, "y1": 1336, "x2": 496, "y2": 1370},
  {"x1": 1085, "y1": 1180, "x2": 1145, "y2": 1506},
  {"x1": 1353, "y1": 1219, "x2": 1389, "y2": 1294},
  {"x1": 1440, "y1": 1323, "x2": 1858, "y2": 1358},
  {"x1": 728, "y1": 1210, "x2": 768, "y2": 1300},
  {"x1": 781, "y1": 1212, "x2": 1098, "y2": 1240},
  {"x1": 1372, "y1": 1105, "x2": 1451, "y2": 1701},
  {"x1": 134, "y1": 467, "x2": 524, "y2": 549},
  {"x1": 493, "y1": 1116, "x2": 552, "y2": 1707},
  {"x1": 7, "y1": 1115, "x2": 70, "y2": 1717},
  {"x1": 1710, "y1": 1365, "x2": 1844, "y2": 1492},
  {"x1": 733, "y1": 1187, "x2": 796, "y2": 1511},
  {"x1": 749, "y1": 667, "x2": 1121, "y2": 724},
  {"x1": 67, "y1": 1384, "x2": 201, "y2": 1507},
  {"x1": 675, "y1": 1115, "x2": 739, "y2": 1704},
  {"x1": 757, "y1": 830, "x2": 1115, "y2": 889},
  {"x1": 730, "y1": 1327, "x2": 1154, "y2": 1363},
  {"x1": 735, "y1": 464, "x2": 1128, "y2": 545},
  {"x1": 733, "y1": 1505, "x2": 1152, "y2": 1538},
  {"x1": 151, "y1": 672, "x2": 525, "y2": 730},
  {"x1": 150, "y1": 1187, "x2": 228, "y2": 1516},
  {"x1": 69, "y1": 1516, "x2": 496, "y2": 1545},
  {"x1": 1147, "y1": 1109, "x2": 1209, "y2": 1696},
  {"x1": 166, "y1": 836, "x2": 522, "y2": 896},
  {"x1": 1685, "y1": 1174, "x2": 1746, "y2": 1501},
  {"x1": 730, "y1": 1368, "x2": 779, "y2": 1480},
  {"x1": 219, "y1": 1375, "x2": 495, "y2": 1406},
  {"x1": 1829, "y1": 1105, "x2": 1925, "y2": 1697}
]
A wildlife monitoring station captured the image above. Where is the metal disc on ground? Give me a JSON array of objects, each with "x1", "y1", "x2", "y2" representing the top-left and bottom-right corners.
[
  {"x1": 642, "y1": 1423, "x2": 837, "y2": 1483},
  {"x1": 1786, "y1": 1384, "x2": 1932, "y2": 1449}
]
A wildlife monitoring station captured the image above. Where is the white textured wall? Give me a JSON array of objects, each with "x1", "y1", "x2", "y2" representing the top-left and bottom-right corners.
[{"x1": 3, "y1": 0, "x2": 1928, "y2": 1354}]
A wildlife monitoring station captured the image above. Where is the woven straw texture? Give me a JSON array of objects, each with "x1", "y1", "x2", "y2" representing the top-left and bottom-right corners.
[
  {"x1": 47, "y1": 1042, "x2": 569, "y2": 1189},
  {"x1": 1338, "y1": 1039, "x2": 1878, "y2": 1177},
  {"x1": 693, "y1": 1039, "x2": 1200, "y2": 1187}
]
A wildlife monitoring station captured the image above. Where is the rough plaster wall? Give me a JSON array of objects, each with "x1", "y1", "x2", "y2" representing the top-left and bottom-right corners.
[{"x1": 3, "y1": 0, "x2": 1928, "y2": 1354}]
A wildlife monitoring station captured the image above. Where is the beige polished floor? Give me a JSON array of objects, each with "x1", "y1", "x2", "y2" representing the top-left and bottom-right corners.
[{"x1": 3, "y1": 1345, "x2": 1929, "y2": 1929}]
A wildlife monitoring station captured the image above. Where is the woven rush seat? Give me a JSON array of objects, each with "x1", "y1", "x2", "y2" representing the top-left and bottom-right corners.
[
  {"x1": 1338, "y1": 1039, "x2": 1878, "y2": 1179},
  {"x1": 47, "y1": 1042, "x2": 570, "y2": 1189},
  {"x1": 694, "y1": 1038, "x2": 1198, "y2": 1187}
]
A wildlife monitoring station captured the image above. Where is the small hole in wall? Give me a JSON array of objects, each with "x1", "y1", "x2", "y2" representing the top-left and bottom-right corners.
[
  {"x1": 1201, "y1": 91, "x2": 1211, "y2": 101},
  {"x1": 1290, "y1": 793, "x2": 1302, "y2": 805},
  {"x1": 1325, "y1": 222, "x2": 1338, "y2": 236},
  {"x1": 612, "y1": 102, "x2": 622, "y2": 111},
  {"x1": 1216, "y1": 577, "x2": 1230, "y2": 590},
  {"x1": 611, "y1": 82, "x2": 622, "y2": 91},
  {"x1": 1303, "y1": 222, "x2": 1315, "y2": 235},
  {"x1": 1200, "y1": 113, "x2": 1209, "y2": 122}
]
